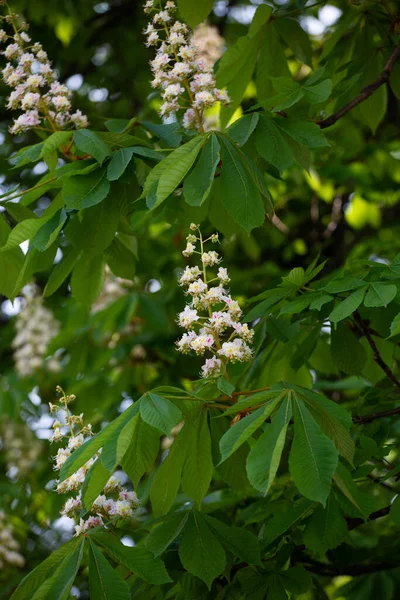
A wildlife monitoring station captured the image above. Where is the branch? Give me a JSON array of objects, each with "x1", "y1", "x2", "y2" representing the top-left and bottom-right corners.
[
  {"x1": 353, "y1": 310, "x2": 400, "y2": 389},
  {"x1": 353, "y1": 406, "x2": 400, "y2": 424},
  {"x1": 318, "y1": 44, "x2": 400, "y2": 129}
]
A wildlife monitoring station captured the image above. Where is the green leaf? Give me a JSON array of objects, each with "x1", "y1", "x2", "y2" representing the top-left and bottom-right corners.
[
  {"x1": 256, "y1": 21, "x2": 290, "y2": 102},
  {"x1": 263, "y1": 498, "x2": 314, "y2": 547},
  {"x1": 41, "y1": 131, "x2": 72, "y2": 157},
  {"x1": 324, "y1": 277, "x2": 366, "y2": 293},
  {"x1": 329, "y1": 285, "x2": 368, "y2": 326},
  {"x1": 246, "y1": 397, "x2": 292, "y2": 494},
  {"x1": 43, "y1": 247, "x2": 81, "y2": 297},
  {"x1": 357, "y1": 54, "x2": 387, "y2": 134},
  {"x1": 331, "y1": 322, "x2": 367, "y2": 375},
  {"x1": 81, "y1": 458, "x2": 111, "y2": 512},
  {"x1": 182, "y1": 409, "x2": 213, "y2": 505},
  {"x1": 289, "y1": 394, "x2": 338, "y2": 504},
  {"x1": 275, "y1": 18, "x2": 312, "y2": 66},
  {"x1": 141, "y1": 121, "x2": 182, "y2": 147},
  {"x1": 364, "y1": 282, "x2": 397, "y2": 308},
  {"x1": 93, "y1": 532, "x2": 172, "y2": 584},
  {"x1": 107, "y1": 148, "x2": 135, "y2": 181},
  {"x1": 217, "y1": 377, "x2": 235, "y2": 397},
  {"x1": 74, "y1": 130, "x2": 112, "y2": 164},
  {"x1": 101, "y1": 415, "x2": 136, "y2": 472},
  {"x1": 64, "y1": 169, "x2": 110, "y2": 210},
  {"x1": 275, "y1": 117, "x2": 330, "y2": 148},
  {"x1": 146, "y1": 511, "x2": 189, "y2": 557},
  {"x1": 88, "y1": 540, "x2": 130, "y2": 600},
  {"x1": 140, "y1": 392, "x2": 182, "y2": 436},
  {"x1": 144, "y1": 136, "x2": 202, "y2": 209},
  {"x1": 179, "y1": 511, "x2": 226, "y2": 590},
  {"x1": 333, "y1": 462, "x2": 372, "y2": 520},
  {"x1": 153, "y1": 137, "x2": 203, "y2": 207},
  {"x1": 12, "y1": 143, "x2": 44, "y2": 168},
  {"x1": 183, "y1": 134, "x2": 220, "y2": 206},
  {"x1": 10, "y1": 539, "x2": 81, "y2": 600},
  {"x1": 219, "y1": 137, "x2": 265, "y2": 232},
  {"x1": 303, "y1": 79, "x2": 332, "y2": 104},
  {"x1": 227, "y1": 113, "x2": 259, "y2": 147},
  {"x1": 205, "y1": 515, "x2": 262, "y2": 566},
  {"x1": 303, "y1": 492, "x2": 348, "y2": 553},
  {"x1": 389, "y1": 313, "x2": 400, "y2": 338},
  {"x1": 150, "y1": 412, "x2": 195, "y2": 516},
  {"x1": 31, "y1": 208, "x2": 67, "y2": 252},
  {"x1": 248, "y1": 4, "x2": 272, "y2": 37},
  {"x1": 177, "y1": 0, "x2": 214, "y2": 28},
  {"x1": 121, "y1": 412, "x2": 160, "y2": 487},
  {"x1": 219, "y1": 396, "x2": 281, "y2": 463},
  {"x1": 255, "y1": 116, "x2": 294, "y2": 174},
  {"x1": 390, "y1": 61, "x2": 400, "y2": 99},
  {"x1": 70, "y1": 253, "x2": 105, "y2": 306},
  {"x1": 31, "y1": 539, "x2": 84, "y2": 600}
]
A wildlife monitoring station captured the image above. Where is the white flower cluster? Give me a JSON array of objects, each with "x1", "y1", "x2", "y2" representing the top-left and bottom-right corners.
[
  {"x1": 143, "y1": 0, "x2": 230, "y2": 130},
  {"x1": 176, "y1": 225, "x2": 254, "y2": 378},
  {"x1": 0, "y1": 11, "x2": 88, "y2": 134},
  {"x1": 50, "y1": 388, "x2": 139, "y2": 537},
  {"x1": 0, "y1": 511, "x2": 24, "y2": 570},
  {"x1": 1, "y1": 419, "x2": 42, "y2": 477},
  {"x1": 193, "y1": 23, "x2": 224, "y2": 70},
  {"x1": 12, "y1": 285, "x2": 61, "y2": 377},
  {"x1": 91, "y1": 266, "x2": 133, "y2": 314}
]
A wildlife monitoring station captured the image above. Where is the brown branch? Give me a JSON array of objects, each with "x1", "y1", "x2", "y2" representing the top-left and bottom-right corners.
[
  {"x1": 318, "y1": 44, "x2": 400, "y2": 129},
  {"x1": 353, "y1": 310, "x2": 400, "y2": 388},
  {"x1": 346, "y1": 505, "x2": 391, "y2": 531},
  {"x1": 353, "y1": 405, "x2": 400, "y2": 424}
]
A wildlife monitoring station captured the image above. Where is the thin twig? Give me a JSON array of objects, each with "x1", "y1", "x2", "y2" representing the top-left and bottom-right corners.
[
  {"x1": 353, "y1": 310, "x2": 400, "y2": 388},
  {"x1": 323, "y1": 195, "x2": 343, "y2": 238},
  {"x1": 353, "y1": 405, "x2": 400, "y2": 424},
  {"x1": 318, "y1": 44, "x2": 400, "y2": 129}
]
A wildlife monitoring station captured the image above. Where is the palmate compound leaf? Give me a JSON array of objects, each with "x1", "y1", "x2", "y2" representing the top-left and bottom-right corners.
[
  {"x1": 88, "y1": 539, "x2": 130, "y2": 600},
  {"x1": 226, "y1": 113, "x2": 259, "y2": 147},
  {"x1": 183, "y1": 133, "x2": 220, "y2": 206},
  {"x1": 219, "y1": 392, "x2": 284, "y2": 462},
  {"x1": 246, "y1": 397, "x2": 292, "y2": 494},
  {"x1": 219, "y1": 136, "x2": 266, "y2": 232},
  {"x1": 289, "y1": 392, "x2": 338, "y2": 504},
  {"x1": 179, "y1": 511, "x2": 226, "y2": 590}
]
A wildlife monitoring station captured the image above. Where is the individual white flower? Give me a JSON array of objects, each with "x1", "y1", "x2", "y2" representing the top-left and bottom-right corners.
[
  {"x1": 171, "y1": 62, "x2": 191, "y2": 77},
  {"x1": 225, "y1": 298, "x2": 242, "y2": 317},
  {"x1": 201, "y1": 251, "x2": 220, "y2": 267},
  {"x1": 178, "y1": 306, "x2": 199, "y2": 329},
  {"x1": 210, "y1": 311, "x2": 233, "y2": 332},
  {"x1": 68, "y1": 434, "x2": 84, "y2": 451},
  {"x1": 70, "y1": 110, "x2": 88, "y2": 129},
  {"x1": 159, "y1": 99, "x2": 179, "y2": 116},
  {"x1": 143, "y1": 0, "x2": 154, "y2": 13},
  {"x1": 0, "y1": 30, "x2": 7, "y2": 43},
  {"x1": 187, "y1": 279, "x2": 208, "y2": 296},
  {"x1": 213, "y1": 88, "x2": 231, "y2": 105},
  {"x1": 21, "y1": 92, "x2": 40, "y2": 110},
  {"x1": 153, "y1": 10, "x2": 172, "y2": 23},
  {"x1": 183, "y1": 108, "x2": 197, "y2": 129},
  {"x1": 193, "y1": 90, "x2": 215, "y2": 108},
  {"x1": 54, "y1": 448, "x2": 71, "y2": 470},
  {"x1": 168, "y1": 32, "x2": 186, "y2": 46},
  {"x1": 182, "y1": 242, "x2": 196, "y2": 257},
  {"x1": 190, "y1": 333, "x2": 214, "y2": 354},
  {"x1": 217, "y1": 267, "x2": 230, "y2": 283},
  {"x1": 179, "y1": 265, "x2": 202, "y2": 286},
  {"x1": 110, "y1": 500, "x2": 133, "y2": 518},
  {"x1": 164, "y1": 83, "x2": 185, "y2": 99},
  {"x1": 176, "y1": 330, "x2": 197, "y2": 353},
  {"x1": 51, "y1": 95, "x2": 71, "y2": 111},
  {"x1": 26, "y1": 74, "x2": 44, "y2": 88},
  {"x1": 146, "y1": 31, "x2": 159, "y2": 46},
  {"x1": 4, "y1": 43, "x2": 21, "y2": 59},
  {"x1": 104, "y1": 476, "x2": 121, "y2": 493},
  {"x1": 201, "y1": 357, "x2": 222, "y2": 378}
]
